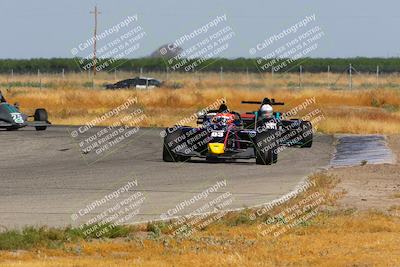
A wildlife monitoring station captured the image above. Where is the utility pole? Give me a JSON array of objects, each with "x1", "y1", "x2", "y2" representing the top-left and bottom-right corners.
[
  {"x1": 299, "y1": 65, "x2": 303, "y2": 88},
  {"x1": 90, "y1": 5, "x2": 101, "y2": 76},
  {"x1": 376, "y1": 65, "x2": 379, "y2": 88},
  {"x1": 327, "y1": 65, "x2": 330, "y2": 87},
  {"x1": 349, "y1": 64, "x2": 352, "y2": 90},
  {"x1": 38, "y1": 69, "x2": 41, "y2": 89}
]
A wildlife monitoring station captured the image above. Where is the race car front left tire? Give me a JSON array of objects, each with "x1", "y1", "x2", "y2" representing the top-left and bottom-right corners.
[{"x1": 162, "y1": 127, "x2": 190, "y2": 162}]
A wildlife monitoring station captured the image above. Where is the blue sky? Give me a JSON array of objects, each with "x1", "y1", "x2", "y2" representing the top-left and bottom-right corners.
[{"x1": 1, "y1": 0, "x2": 399, "y2": 58}]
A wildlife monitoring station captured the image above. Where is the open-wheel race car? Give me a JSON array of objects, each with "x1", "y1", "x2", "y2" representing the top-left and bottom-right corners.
[
  {"x1": 162, "y1": 98, "x2": 313, "y2": 165},
  {"x1": 0, "y1": 90, "x2": 51, "y2": 131}
]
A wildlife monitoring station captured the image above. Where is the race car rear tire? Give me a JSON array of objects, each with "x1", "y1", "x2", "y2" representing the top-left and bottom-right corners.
[
  {"x1": 162, "y1": 128, "x2": 190, "y2": 162},
  {"x1": 34, "y1": 108, "x2": 48, "y2": 131},
  {"x1": 299, "y1": 121, "x2": 313, "y2": 148},
  {"x1": 254, "y1": 129, "x2": 279, "y2": 165}
]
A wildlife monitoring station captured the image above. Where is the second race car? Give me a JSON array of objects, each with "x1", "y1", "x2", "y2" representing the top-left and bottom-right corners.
[{"x1": 0, "y1": 90, "x2": 51, "y2": 131}]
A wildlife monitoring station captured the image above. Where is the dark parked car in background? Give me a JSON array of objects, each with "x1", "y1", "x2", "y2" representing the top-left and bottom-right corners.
[{"x1": 105, "y1": 77, "x2": 162, "y2": 89}]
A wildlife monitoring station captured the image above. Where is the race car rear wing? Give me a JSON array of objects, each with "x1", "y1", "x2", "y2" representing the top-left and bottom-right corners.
[{"x1": 241, "y1": 98, "x2": 284, "y2": 106}]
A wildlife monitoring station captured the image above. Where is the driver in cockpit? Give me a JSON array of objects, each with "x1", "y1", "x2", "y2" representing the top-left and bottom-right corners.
[{"x1": 0, "y1": 90, "x2": 6, "y2": 103}]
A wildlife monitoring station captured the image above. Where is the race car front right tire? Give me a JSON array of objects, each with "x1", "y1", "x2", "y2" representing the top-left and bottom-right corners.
[
  {"x1": 299, "y1": 121, "x2": 313, "y2": 148},
  {"x1": 253, "y1": 129, "x2": 279, "y2": 165},
  {"x1": 162, "y1": 127, "x2": 190, "y2": 162}
]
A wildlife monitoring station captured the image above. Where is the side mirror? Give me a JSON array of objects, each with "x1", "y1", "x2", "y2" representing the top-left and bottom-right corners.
[{"x1": 14, "y1": 102, "x2": 20, "y2": 109}]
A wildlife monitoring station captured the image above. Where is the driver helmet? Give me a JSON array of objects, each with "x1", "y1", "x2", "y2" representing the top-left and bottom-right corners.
[
  {"x1": 0, "y1": 90, "x2": 5, "y2": 103},
  {"x1": 260, "y1": 104, "x2": 273, "y2": 119},
  {"x1": 218, "y1": 103, "x2": 229, "y2": 113},
  {"x1": 212, "y1": 113, "x2": 235, "y2": 125}
]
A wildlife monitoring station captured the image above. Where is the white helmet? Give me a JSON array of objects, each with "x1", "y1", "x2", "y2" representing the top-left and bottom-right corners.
[{"x1": 260, "y1": 104, "x2": 273, "y2": 119}]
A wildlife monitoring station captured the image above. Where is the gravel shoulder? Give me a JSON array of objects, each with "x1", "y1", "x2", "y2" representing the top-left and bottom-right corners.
[{"x1": 329, "y1": 135, "x2": 400, "y2": 213}]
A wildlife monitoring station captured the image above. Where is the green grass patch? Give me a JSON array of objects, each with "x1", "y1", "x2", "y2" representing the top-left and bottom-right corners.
[
  {"x1": 0, "y1": 227, "x2": 82, "y2": 250},
  {"x1": 0, "y1": 223, "x2": 134, "y2": 250},
  {"x1": 0, "y1": 81, "x2": 53, "y2": 88}
]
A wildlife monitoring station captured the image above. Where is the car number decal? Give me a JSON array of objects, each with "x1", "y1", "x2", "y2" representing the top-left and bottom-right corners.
[
  {"x1": 211, "y1": 131, "x2": 224, "y2": 137},
  {"x1": 11, "y1": 113, "x2": 24, "y2": 123}
]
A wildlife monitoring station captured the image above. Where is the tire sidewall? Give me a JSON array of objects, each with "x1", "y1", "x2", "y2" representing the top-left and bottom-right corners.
[
  {"x1": 34, "y1": 109, "x2": 48, "y2": 122},
  {"x1": 253, "y1": 129, "x2": 279, "y2": 165},
  {"x1": 163, "y1": 127, "x2": 189, "y2": 162}
]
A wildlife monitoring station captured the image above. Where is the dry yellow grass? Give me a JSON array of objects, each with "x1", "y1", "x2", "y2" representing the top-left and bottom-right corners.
[
  {"x1": 1, "y1": 72, "x2": 400, "y2": 133},
  {"x1": 0, "y1": 72, "x2": 399, "y2": 266},
  {"x1": 0, "y1": 173, "x2": 399, "y2": 266},
  {"x1": 0, "y1": 213, "x2": 398, "y2": 266}
]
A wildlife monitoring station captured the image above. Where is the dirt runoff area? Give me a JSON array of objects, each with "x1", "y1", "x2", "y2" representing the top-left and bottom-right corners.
[{"x1": 329, "y1": 135, "x2": 400, "y2": 215}]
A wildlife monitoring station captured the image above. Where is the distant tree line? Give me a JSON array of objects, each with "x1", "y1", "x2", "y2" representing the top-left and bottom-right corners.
[{"x1": 0, "y1": 57, "x2": 399, "y2": 74}]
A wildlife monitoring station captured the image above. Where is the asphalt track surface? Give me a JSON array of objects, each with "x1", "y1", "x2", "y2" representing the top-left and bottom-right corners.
[{"x1": 0, "y1": 126, "x2": 334, "y2": 228}]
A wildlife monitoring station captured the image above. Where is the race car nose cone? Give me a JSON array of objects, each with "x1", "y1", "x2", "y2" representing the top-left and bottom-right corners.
[{"x1": 208, "y1": 143, "x2": 225, "y2": 154}]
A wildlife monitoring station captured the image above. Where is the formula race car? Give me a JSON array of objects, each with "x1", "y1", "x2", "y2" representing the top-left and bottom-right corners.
[
  {"x1": 162, "y1": 98, "x2": 313, "y2": 165},
  {"x1": 0, "y1": 90, "x2": 51, "y2": 131}
]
